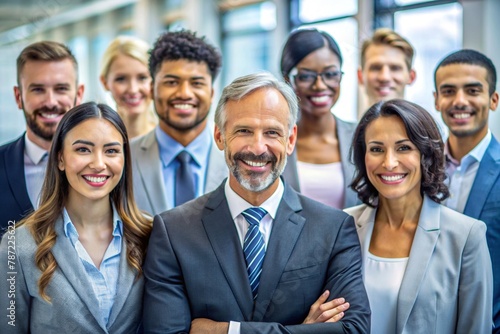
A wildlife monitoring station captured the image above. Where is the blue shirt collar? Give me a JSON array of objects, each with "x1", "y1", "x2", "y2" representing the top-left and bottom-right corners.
[
  {"x1": 63, "y1": 204, "x2": 123, "y2": 243},
  {"x1": 445, "y1": 130, "x2": 491, "y2": 167},
  {"x1": 155, "y1": 125, "x2": 211, "y2": 167}
]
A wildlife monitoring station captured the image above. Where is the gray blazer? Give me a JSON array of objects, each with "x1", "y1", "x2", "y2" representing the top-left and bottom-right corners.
[
  {"x1": 143, "y1": 180, "x2": 371, "y2": 333},
  {"x1": 281, "y1": 116, "x2": 359, "y2": 209},
  {"x1": 345, "y1": 196, "x2": 493, "y2": 333},
  {"x1": 130, "y1": 128, "x2": 228, "y2": 216},
  {"x1": 0, "y1": 218, "x2": 143, "y2": 334}
]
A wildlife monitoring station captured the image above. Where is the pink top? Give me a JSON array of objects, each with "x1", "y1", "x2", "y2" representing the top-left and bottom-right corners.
[{"x1": 296, "y1": 160, "x2": 344, "y2": 209}]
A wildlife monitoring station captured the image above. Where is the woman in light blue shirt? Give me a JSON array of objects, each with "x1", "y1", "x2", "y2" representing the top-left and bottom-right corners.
[{"x1": 0, "y1": 102, "x2": 152, "y2": 333}]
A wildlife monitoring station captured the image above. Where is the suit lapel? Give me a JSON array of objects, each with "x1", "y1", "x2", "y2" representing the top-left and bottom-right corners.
[
  {"x1": 52, "y1": 217, "x2": 108, "y2": 331},
  {"x1": 281, "y1": 149, "x2": 300, "y2": 191},
  {"x1": 396, "y1": 196, "x2": 440, "y2": 333},
  {"x1": 137, "y1": 132, "x2": 169, "y2": 213},
  {"x1": 202, "y1": 184, "x2": 254, "y2": 320},
  {"x1": 253, "y1": 185, "x2": 305, "y2": 322},
  {"x1": 336, "y1": 118, "x2": 358, "y2": 208},
  {"x1": 355, "y1": 205, "x2": 377, "y2": 268},
  {"x1": 107, "y1": 241, "x2": 136, "y2": 327},
  {"x1": 5, "y1": 135, "x2": 34, "y2": 213},
  {"x1": 464, "y1": 137, "x2": 500, "y2": 218}
]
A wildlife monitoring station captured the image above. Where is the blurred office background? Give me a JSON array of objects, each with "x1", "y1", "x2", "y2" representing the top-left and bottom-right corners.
[{"x1": 1, "y1": 0, "x2": 499, "y2": 144}]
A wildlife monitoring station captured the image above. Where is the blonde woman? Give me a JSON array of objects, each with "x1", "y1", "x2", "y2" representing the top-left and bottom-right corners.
[
  {"x1": 100, "y1": 36, "x2": 157, "y2": 138},
  {"x1": 0, "y1": 102, "x2": 152, "y2": 333}
]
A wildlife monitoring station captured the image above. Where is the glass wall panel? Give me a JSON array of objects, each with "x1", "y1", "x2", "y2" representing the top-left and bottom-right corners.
[
  {"x1": 395, "y1": 0, "x2": 436, "y2": 6},
  {"x1": 395, "y1": 2, "x2": 462, "y2": 134},
  {"x1": 222, "y1": 32, "x2": 270, "y2": 86},
  {"x1": 298, "y1": 0, "x2": 357, "y2": 22},
  {"x1": 221, "y1": 2, "x2": 276, "y2": 88},
  {"x1": 223, "y1": 2, "x2": 276, "y2": 32}
]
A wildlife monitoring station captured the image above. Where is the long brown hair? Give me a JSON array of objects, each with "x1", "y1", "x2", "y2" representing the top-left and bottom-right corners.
[{"x1": 19, "y1": 102, "x2": 152, "y2": 301}]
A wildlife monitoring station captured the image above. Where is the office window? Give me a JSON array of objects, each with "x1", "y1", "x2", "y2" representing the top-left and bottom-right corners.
[
  {"x1": 291, "y1": 0, "x2": 358, "y2": 121},
  {"x1": 375, "y1": 0, "x2": 462, "y2": 134},
  {"x1": 221, "y1": 1, "x2": 276, "y2": 86},
  {"x1": 164, "y1": 0, "x2": 186, "y2": 31},
  {"x1": 298, "y1": 0, "x2": 357, "y2": 22}
]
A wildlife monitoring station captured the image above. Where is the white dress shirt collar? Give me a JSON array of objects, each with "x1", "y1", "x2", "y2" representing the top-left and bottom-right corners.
[
  {"x1": 224, "y1": 178, "x2": 284, "y2": 221},
  {"x1": 24, "y1": 133, "x2": 48, "y2": 164}
]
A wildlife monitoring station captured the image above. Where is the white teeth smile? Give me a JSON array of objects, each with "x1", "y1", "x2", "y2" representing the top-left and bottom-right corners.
[
  {"x1": 244, "y1": 160, "x2": 266, "y2": 167},
  {"x1": 452, "y1": 113, "x2": 471, "y2": 119},
  {"x1": 377, "y1": 87, "x2": 391, "y2": 94},
  {"x1": 173, "y1": 104, "x2": 193, "y2": 110},
  {"x1": 124, "y1": 97, "x2": 141, "y2": 104},
  {"x1": 310, "y1": 96, "x2": 329, "y2": 103},
  {"x1": 41, "y1": 113, "x2": 60, "y2": 119},
  {"x1": 381, "y1": 174, "x2": 405, "y2": 182},
  {"x1": 84, "y1": 176, "x2": 107, "y2": 183}
]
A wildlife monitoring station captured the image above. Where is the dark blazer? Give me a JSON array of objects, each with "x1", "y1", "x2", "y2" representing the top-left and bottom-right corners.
[
  {"x1": 143, "y1": 180, "x2": 370, "y2": 334},
  {"x1": 0, "y1": 217, "x2": 144, "y2": 334},
  {"x1": 463, "y1": 135, "x2": 500, "y2": 332},
  {"x1": 0, "y1": 135, "x2": 34, "y2": 236},
  {"x1": 282, "y1": 116, "x2": 359, "y2": 209}
]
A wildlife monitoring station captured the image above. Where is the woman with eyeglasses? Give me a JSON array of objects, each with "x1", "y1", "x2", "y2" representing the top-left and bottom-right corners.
[{"x1": 280, "y1": 28, "x2": 359, "y2": 209}]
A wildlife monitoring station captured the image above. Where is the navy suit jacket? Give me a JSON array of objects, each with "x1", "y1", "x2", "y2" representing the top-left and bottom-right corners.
[
  {"x1": 463, "y1": 135, "x2": 500, "y2": 332},
  {"x1": 0, "y1": 135, "x2": 33, "y2": 236},
  {"x1": 142, "y1": 180, "x2": 370, "y2": 334}
]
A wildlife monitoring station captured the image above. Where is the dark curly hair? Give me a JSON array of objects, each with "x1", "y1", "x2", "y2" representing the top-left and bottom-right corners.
[
  {"x1": 149, "y1": 30, "x2": 222, "y2": 82},
  {"x1": 350, "y1": 99, "x2": 449, "y2": 207}
]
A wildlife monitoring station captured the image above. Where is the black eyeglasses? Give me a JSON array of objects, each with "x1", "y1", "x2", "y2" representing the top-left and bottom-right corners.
[{"x1": 291, "y1": 69, "x2": 343, "y2": 88}]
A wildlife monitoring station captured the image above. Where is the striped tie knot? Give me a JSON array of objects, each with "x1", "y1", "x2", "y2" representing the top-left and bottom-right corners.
[
  {"x1": 242, "y1": 207, "x2": 268, "y2": 225},
  {"x1": 242, "y1": 207, "x2": 267, "y2": 300}
]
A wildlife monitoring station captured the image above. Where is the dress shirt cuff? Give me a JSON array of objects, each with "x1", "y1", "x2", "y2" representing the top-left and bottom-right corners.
[{"x1": 228, "y1": 321, "x2": 241, "y2": 334}]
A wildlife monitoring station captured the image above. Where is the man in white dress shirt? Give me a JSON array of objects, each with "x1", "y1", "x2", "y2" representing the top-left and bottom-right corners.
[
  {"x1": 142, "y1": 72, "x2": 370, "y2": 333},
  {"x1": 0, "y1": 41, "x2": 84, "y2": 235}
]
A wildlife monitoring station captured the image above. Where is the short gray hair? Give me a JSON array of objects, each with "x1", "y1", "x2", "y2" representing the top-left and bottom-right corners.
[{"x1": 214, "y1": 72, "x2": 298, "y2": 132}]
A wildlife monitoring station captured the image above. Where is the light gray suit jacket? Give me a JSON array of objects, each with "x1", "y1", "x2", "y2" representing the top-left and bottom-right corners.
[
  {"x1": 130, "y1": 128, "x2": 227, "y2": 216},
  {"x1": 0, "y1": 218, "x2": 143, "y2": 334},
  {"x1": 282, "y1": 116, "x2": 359, "y2": 209},
  {"x1": 346, "y1": 196, "x2": 493, "y2": 333}
]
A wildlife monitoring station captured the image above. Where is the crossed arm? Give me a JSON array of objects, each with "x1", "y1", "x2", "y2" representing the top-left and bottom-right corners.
[
  {"x1": 190, "y1": 290, "x2": 350, "y2": 334},
  {"x1": 142, "y1": 213, "x2": 369, "y2": 334}
]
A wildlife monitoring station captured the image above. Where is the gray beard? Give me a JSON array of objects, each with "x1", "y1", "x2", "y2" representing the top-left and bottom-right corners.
[{"x1": 229, "y1": 155, "x2": 287, "y2": 193}]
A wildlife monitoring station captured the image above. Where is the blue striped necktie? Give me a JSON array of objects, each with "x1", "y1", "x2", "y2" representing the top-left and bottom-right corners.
[{"x1": 242, "y1": 207, "x2": 268, "y2": 300}]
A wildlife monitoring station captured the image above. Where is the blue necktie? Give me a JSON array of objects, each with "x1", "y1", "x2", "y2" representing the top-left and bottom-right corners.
[
  {"x1": 175, "y1": 151, "x2": 195, "y2": 206},
  {"x1": 242, "y1": 207, "x2": 268, "y2": 300}
]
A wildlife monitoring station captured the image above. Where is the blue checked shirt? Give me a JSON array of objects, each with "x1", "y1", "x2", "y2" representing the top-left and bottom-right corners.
[{"x1": 63, "y1": 206, "x2": 123, "y2": 325}]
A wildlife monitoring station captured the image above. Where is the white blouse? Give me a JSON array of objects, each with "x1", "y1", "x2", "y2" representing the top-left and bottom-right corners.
[
  {"x1": 296, "y1": 160, "x2": 344, "y2": 209},
  {"x1": 364, "y1": 252, "x2": 408, "y2": 334}
]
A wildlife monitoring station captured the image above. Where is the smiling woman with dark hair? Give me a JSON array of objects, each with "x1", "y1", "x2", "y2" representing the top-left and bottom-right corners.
[
  {"x1": 280, "y1": 28, "x2": 358, "y2": 209},
  {"x1": 0, "y1": 102, "x2": 152, "y2": 333},
  {"x1": 346, "y1": 99, "x2": 493, "y2": 333}
]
